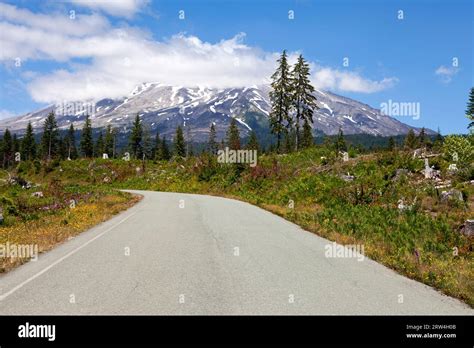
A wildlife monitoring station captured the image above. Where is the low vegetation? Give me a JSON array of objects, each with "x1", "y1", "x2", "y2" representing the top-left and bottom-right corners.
[
  {"x1": 1, "y1": 139, "x2": 471, "y2": 305},
  {"x1": 0, "y1": 171, "x2": 140, "y2": 272}
]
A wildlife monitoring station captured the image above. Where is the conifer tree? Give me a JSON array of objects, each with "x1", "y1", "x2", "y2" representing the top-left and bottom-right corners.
[
  {"x1": 129, "y1": 114, "x2": 143, "y2": 159},
  {"x1": 418, "y1": 127, "x2": 427, "y2": 147},
  {"x1": 387, "y1": 136, "x2": 396, "y2": 151},
  {"x1": 65, "y1": 124, "x2": 78, "y2": 159},
  {"x1": 291, "y1": 54, "x2": 318, "y2": 150},
  {"x1": 161, "y1": 137, "x2": 171, "y2": 160},
  {"x1": 80, "y1": 115, "x2": 93, "y2": 158},
  {"x1": 335, "y1": 127, "x2": 347, "y2": 153},
  {"x1": 435, "y1": 127, "x2": 443, "y2": 143},
  {"x1": 404, "y1": 129, "x2": 418, "y2": 149},
  {"x1": 269, "y1": 50, "x2": 292, "y2": 151},
  {"x1": 142, "y1": 125, "x2": 153, "y2": 160},
  {"x1": 2, "y1": 129, "x2": 13, "y2": 168},
  {"x1": 466, "y1": 87, "x2": 474, "y2": 130},
  {"x1": 226, "y1": 117, "x2": 241, "y2": 150},
  {"x1": 153, "y1": 132, "x2": 161, "y2": 160},
  {"x1": 174, "y1": 126, "x2": 186, "y2": 157},
  {"x1": 21, "y1": 122, "x2": 36, "y2": 160},
  {"x1": 300, "y1": 120, "x2": 314, "y2": 149},
  {"x1": 246, "y1": 130, "x2": 260, "y2": 151},
  {"x1": 208, "y1": 123, "x2": 218, "y2": 154},
  {"x1": 58, "y1": 136, "x2": 68, "y2": 160},
  {"x1": 95, "y1": 131, "x2": 104, "y2": 158},
  {"x1": 283, "y1": 129, "x2": 295, "y2": 153},
  {"x1": 433, "y1": 127, "x2": 443, "y2": 150},
  {"x1": 104, "y1": 125, "x2": 115, "y2": 158},
  {"x1": 185, "y1": 126, "x2": 192, "y2": 157},
  {"x1": 13, "y1": 134, "x2": 20, "y2": 154},
  {"x1": 41, "y1": 112, "x2": 59, "y2": 160}
]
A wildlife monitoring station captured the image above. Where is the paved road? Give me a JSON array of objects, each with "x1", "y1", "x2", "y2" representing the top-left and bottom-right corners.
[{"x1": 0, "y1": 190, "x2": 472, "y2": 314}]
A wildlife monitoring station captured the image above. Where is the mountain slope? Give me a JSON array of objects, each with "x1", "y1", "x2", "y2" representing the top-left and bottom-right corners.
[{"x1": 0, "y1": 83, "x2": 428, "y2": 141}]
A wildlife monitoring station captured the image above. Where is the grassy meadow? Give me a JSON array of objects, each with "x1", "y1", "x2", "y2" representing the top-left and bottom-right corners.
[{"x1": 0, "y1": 146, "x2": 473, "y2": 306}]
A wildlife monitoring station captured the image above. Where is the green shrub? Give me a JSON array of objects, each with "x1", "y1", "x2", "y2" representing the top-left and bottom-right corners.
[{"x1": 0, "y1": 195, "x2": 18, "y2": 216}]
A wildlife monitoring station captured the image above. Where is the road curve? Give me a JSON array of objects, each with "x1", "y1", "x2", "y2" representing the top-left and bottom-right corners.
[{"x1": 0, "y1": 190, "x2": 472, "y2": 315}]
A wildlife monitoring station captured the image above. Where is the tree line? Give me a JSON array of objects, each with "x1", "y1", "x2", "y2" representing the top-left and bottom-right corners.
[{"x1": 0, "y1": 110, "x2": 262, "y2": 168}]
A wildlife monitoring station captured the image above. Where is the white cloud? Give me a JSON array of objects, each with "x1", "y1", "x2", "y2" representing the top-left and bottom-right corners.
[
  {"x1": 312, "y1": 67, "x2": 398, "y2": 93},
  {"x1": 0, "y1": 3, "x2": 109, "y2": 37},
  {"x1": 435, "y1": 65, "x2": 459, "y2": 83},
  {"x1": 69, "y1": 0, "x2": 149, "y2": 18},
  {"x1": 24, "y1": 33, "x2": 282, "y2": 102},
  {"x1": 0, "y1": 2, "x2": 111, "y2": 62},
  {"x1": 0, "y1": 4, "x2": 398, "y2": 103}
]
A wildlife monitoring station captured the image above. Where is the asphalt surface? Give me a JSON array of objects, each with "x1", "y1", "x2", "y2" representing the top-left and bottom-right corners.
[{"x1": 0, "y1": 190, "x2": 472, "y2": 314}]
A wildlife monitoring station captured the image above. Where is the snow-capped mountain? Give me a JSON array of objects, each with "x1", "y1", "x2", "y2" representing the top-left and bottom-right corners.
[{"x1": 0, "y1": 83, "x2": 427, "y2": 141}]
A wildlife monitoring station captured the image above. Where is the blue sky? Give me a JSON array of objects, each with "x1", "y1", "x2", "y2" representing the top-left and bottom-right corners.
[{"x1": 0, "y1": 0, "x2": 472, "y2": 134}]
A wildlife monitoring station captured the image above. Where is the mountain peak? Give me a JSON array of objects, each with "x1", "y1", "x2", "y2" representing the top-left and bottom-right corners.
[{"x1": 0, "y1": 84, "x2": 428, "y2": 141}]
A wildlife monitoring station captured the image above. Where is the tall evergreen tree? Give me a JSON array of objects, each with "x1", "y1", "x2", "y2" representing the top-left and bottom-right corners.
[
  {"x1": 185, "y1": 126, "x2": 192, "y2": 157},
  {"x1": 387, "y1": 136, "x2": 396, "y2": 151},
  {"x1": 65, "y1": 124, "x2": 78, "y2": 160},
  {"x1": 58, "y1": 136, "x2": 68, "y2": 160},
  {"x1": 322, "y1": 134, "x2": 332, "y2": 149},
  {"x1": 269, "y1": 50, "x2": 292, "y2": 151},
  {"x1": 2, "y1": 129, "x2": 13, "y2": 168},
  {"x1": 142, "y1": 125, "x2": 153, "y2": 160},
  {"x1": 12, "y1": 134, "x2": 20, "y2": 155},
  {"x1": 436, "y1": 127, "x2": 443, "y2": 143},
  {"x1": 433, "y1": 127, "x2": 443, "y2": 150},
  {"x1": 246, "y1": 130, "x2": 260, "y2": 151},
  {"x1": 291, "y1": 54, "x2": 318, "y2": 150},
  {"x1": 300, "y1": 120, "x2": 314, "y2": 149},
  {"x1": 335, "y1": 127, "x2": 347, "y2": 153},
  {"x1": 404, "y1": 129, "x2": 418, "y2": 149},
  {"x1": 188, "y1": 143, "x2": 194, "y2": 157},
  {"x1": 153, "y1": 132, "x2": 161, "y2": 160},
  {"x1": 94, "y1": 131, "x2": 104, "y2": 158},
  {"x1": 129, "y1": 114, "x2": 143, "y2": 159},
  {"x1": 208, "y1": 123, "x2": 218, "y2": 154},
  {"x1": 283, "y1": 129, "x2": 295, "y2": 153},
  {"x1": 161, "y1": 137, "x2": 171, "y2": 160},
  {"x1": 41, "y1": 112, "x2": 59, "y2": 160},
  {"x1": 80, "y1": 115, "x2": 93, "y2": 158},
  {"x1": 21, "y1": 122, "x2": 36, "y2": 160},
  {"x1": 466, "y1": 87, "x2": 474, "y2": 130},
  {"x1": 226, "y1": 117, "x2": 241, "y2": 150},
  {"x1": 104, "y1": 125, "x2": 115, "y2": 158},
  {"x1": 418, "y1": 127, "x2": 427, "y2": 147},
  {"x1": 174, "y1": 126, "x2": 186, "y2": 157}
]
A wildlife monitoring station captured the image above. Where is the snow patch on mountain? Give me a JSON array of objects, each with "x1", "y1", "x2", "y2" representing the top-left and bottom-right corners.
[{"x1": 0, "y1": 83, "x2": 430, "y2": 141}]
